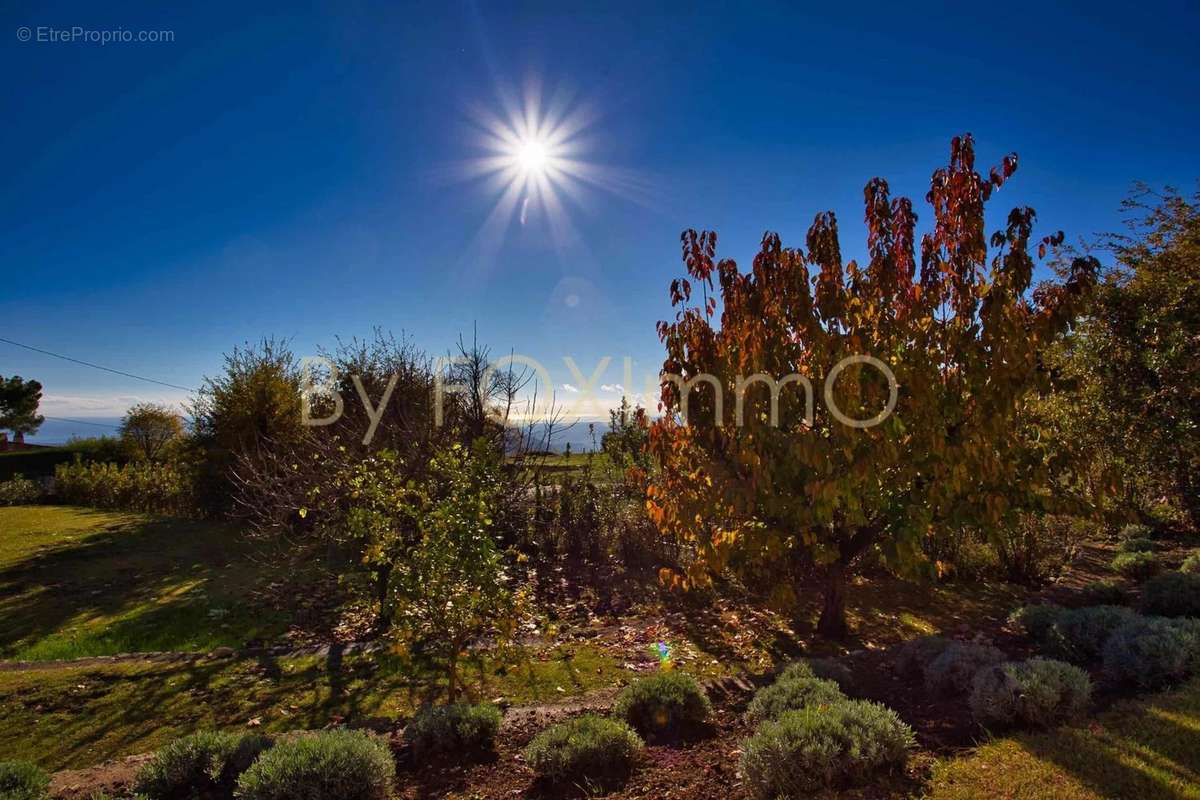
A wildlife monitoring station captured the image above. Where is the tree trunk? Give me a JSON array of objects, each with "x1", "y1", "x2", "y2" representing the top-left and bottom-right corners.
[
  {"x1": 1175, "y1": 459, "x2": 1200, "y2": 532},
  {"x1": 375, "y1": 563, "x2": 393, "y2": 628},
  {"x1": 817, "y1": 562, "x2": 848, "y2": 639}
]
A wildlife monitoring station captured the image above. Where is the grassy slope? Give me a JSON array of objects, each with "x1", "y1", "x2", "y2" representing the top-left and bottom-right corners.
[
  {"x1": 0, "y1": 644, "x2": 630, "y2": 771},
  {"x1": 928, "y1": 677, "x2": 1200, "y2": 800},
  {"x1": 0, "y1": 506, "x2": 289, "y2": 660}
]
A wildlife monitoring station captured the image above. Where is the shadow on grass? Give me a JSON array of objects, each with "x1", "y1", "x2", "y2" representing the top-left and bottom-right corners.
[
  {"x1": 0, "y1": 510, "x2": 307, "y2": 659},
  {"x1": 1018, "y1": 682, "x2": 1200, "y2": 799},
  {"x1": 930, "y1": 679, "x2": 1200, "y2": 799},
  {"x1": 0, "y1": 640, "x2": 629, "y2": 771}
]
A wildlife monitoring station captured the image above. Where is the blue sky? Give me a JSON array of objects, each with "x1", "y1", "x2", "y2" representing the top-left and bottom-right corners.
[{"x1": 2, "y1": 0, "x2": 1198, "y2": 434}]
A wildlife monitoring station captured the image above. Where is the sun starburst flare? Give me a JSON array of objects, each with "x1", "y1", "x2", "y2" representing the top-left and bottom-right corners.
[{"x1": 457, "y1": 81, "x2": 652, "y2": 257}]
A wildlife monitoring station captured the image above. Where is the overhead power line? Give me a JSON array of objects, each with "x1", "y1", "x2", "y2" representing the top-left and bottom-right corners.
[
  {"x1": 0, "y1": 336, "x2": 197, "y2": 393},
  {"x1": 42, "y1": 415, "x2": 122, "y2": 429}
]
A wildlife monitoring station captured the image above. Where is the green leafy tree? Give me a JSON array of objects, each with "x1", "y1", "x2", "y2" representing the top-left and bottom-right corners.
[
  {"x1": 343, "y1": 443, "x2": 520, "y2": 700},
  {"x1": 0, "y1": 375, "x2": 44, "y2": 437},
  {"x1": 120, "y1": 402, "x2": 184, "y2": 461},
  {"x1": 647, "y1": 135, "x2": 1097, "y2": 637},
  {"x1": 338, "y1": 449, "x2": 423, "y2": 625},
  {"x1": 601, "y1": 396, "x2": 651, "y2": 470},
  {"x1": 1079, "y1": 186, "x2": 1200, "y2": 527}
]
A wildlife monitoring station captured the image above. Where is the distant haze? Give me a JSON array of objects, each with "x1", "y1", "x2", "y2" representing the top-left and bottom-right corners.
[
  {"x1": 26, "y1": 417, "x2": 122, "y2": 446},
  {"x1": 27, "y1": 416, "x2": 611, "y2": 455}
]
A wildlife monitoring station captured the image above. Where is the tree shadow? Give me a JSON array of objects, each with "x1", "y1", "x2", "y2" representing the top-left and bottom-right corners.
[
  {"x1": 0, "y1": 510, "x2": 323, "y2": 659},
  {"x1": 1014, "y1": 686, "x2": 1200, "y2": 800}
]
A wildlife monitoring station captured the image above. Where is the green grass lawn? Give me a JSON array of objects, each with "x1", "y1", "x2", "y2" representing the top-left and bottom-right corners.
[
  {"x1": 0, "y1": 644, "x2": 632, "y2": 771},
  {"x1": 927, "y1": 677, "x2": 1200, "y2": 800},
  {"x1": 0, "y1": 506, "x2": 291, "y2": 660}
]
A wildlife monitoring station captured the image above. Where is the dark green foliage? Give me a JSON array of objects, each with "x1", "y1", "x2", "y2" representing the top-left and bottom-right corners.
[
  {"x1": 613, "y1": 672, "x2": 711, "y2": 737},
  {"x1": 133, "y1": 730, "x2": 272, "y2": 799},
  {"x1": 1141, "y1": 571, "x2": 1200, "y2": 619},
  {"x1": 1111, "y1": 551, "x2": 1159, "y2": 580},
  {"x1": 0, "y1": 475, "x2": 40, "y2": 507},
  {"x1": 1102, "y1": 617, "x2": 1200, "y2": 689},
  {"x1": 1040, "y1": 605, "x2": 1140, "y2": 664},
  {"x1": 894, "y1": 635, "x2": 954, "y2": 678},
  {"x1": 739, "y1": 700, "x2": 915, "y2": 798},
  {"x1": 0, "y1": 376, "x2": 44, "y2": 437},
  {"x1": 924, "y1": 643, "x2": 1005, "y2": 696},
  {"x1": 404, "y1": 703, "x2": 502, "y2": 756},
  {"x1": 1078, "y1": 190, "x2": 1200, "y2": 528},
  {"x1": 969, "y1": 658, "x2": 1092, "y2": 730},
  {"x1": 0, "y1": 761, "x2": 49, "y2": 800},
  {"x1": 1118, "y1": 537, "x2": 1157, "y2": 553},
  {"x1": 1008, "y1": 605, "x2": 1067, "y2": 641},
  {"x1": 235, "y1": 730, "x2": 395, "y2": 800},
  {"x1": 1079, "y1": 580, "x2": 1126, "y2": 606},
  {"x1": 745, "y1": 675, "x2": 845, "y2": 724},
  {"x1": 0, "y1": 439, "x2": 126, "y2": 481},
  {"x1": 523, "y1": 715, "x2": 643, "y2": 787},
  {"x1": 1182, "y1": 552, "x2": 1200, "y2": 574}
]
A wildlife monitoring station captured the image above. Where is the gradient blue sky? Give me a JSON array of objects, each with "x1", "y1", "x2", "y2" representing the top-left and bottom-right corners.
[{"x1": 3, "y1": 0, "x2": 1198, "y2": 432}]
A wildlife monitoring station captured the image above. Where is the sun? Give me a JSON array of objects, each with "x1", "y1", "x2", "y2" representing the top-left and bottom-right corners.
[
  {"x1": 458, "y1": 81, "x2": 649, "y2": 251},
  {"x1": 518, "y1": 137, "x2": 549, "y2": 175},
  {"x1": 516, "y1": 137, "x2": 550, "y2": 176}
]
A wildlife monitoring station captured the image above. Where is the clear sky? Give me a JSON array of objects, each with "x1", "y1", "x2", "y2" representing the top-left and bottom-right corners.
[{"x1": 3, "y1": 0, "x2": 1198, "y2": 431}]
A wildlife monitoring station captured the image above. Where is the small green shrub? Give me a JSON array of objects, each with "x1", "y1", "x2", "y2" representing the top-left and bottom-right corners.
[
  {"x1": 613, "y1": 672, "x2": 711, "y2": 737},
  {"x1": 235, "y1": 730, "x2": 395, "y2": 800},
  {"x1": 404, "y1": 703, "x2": 502, "y2": 756},
  {"x1": 739, "y1": 700, "x2": 914, "y2": 798},
  {"x1": 1007, "y1": 604, "x2": 1066, "y2": 641},
  {"x1": 1146, "y1": 501, "x2": 1187, "y2": 530},
  {"x1": 894, "y1": 635, "x2": 954, "y2": 678},
  {"x1": 1111, "y1": 551, "x2": 1159, "y2": 580},
  {"x1": 1079, "y1": 580, "x2": 1126, "y2": 606},
  {"x1": 1040, "y1": 605, "x2": 1139, "y2": 664},
  {"x1": 0, "y1": 475, "x2": 41, "y2": 506},
  {"x1": 1141, "y1": 571, "x2": 1200, "y2": 619},
  {"x1": 1118, "y1": 537, "x2": 1157, "y2": 553},
  {"x1": 924, "y1": 643, "x2": 1005, "y2": 696},
  {"x1": 523, "y1": 715, "x2": 643, "y2": 787},
  {"x1": 134, "y1": 730, "x2": 272, "y2": 799},
  {"x1": 969, "y1": 658, "x2": 1092, "y2": 730},
  {"x1": 0, "y1": 761, "x2": 49, "y2": 800},
  {"x1": 745, "y1": 675, "x2": 845, "y2": 724},
  {"x1": 1118, "y1": 523, "x2": 1153, "y2": 541},
  {"x1": 778, "y1": 658, "x2": 854, "y2": 691},
  {"x1": 1182, "y1": 553, "x2": 1200, "y2": 574},
  {"x1": 1102, "y1": 617, "x2": 1200, "y2": 689}
]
